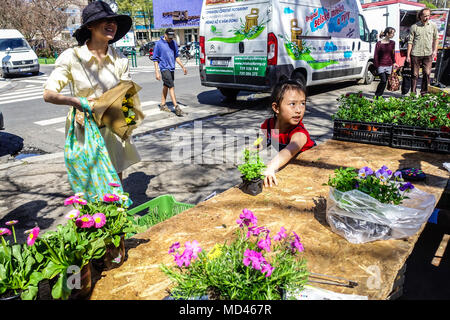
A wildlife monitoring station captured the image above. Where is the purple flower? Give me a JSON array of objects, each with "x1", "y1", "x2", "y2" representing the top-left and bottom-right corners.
[
  {"x1": 261, "y1": 262, "x2": 275, "y2": 277},
  {"x1": 174, "y1": 252, "x2": 192, "y2": 268},
  {"x1": 243, "y1": 249, "x2": 264, "y2": 270},
  {"x1": 358, "y1": 166, "x2": 373, "y2": 179},
  {"x1": 399, "y1": 182, "x2": 415, "y2": 191},
  {"x1": 375, "y1": 168, "x2": 390, "y2": 183},
  {"x1": 168, "y1": 242, "x2": 180, "y2": 254},
  {"x1": 273, "y1": 227, "x2": 287, "y2": 241},
  {"x1": 236, "y1": 209, "x2": 257, "y2": 228},
  {"x1": 246, "y1": 226, "x2": 269, "y2": 238},
  {"x1": 393, "y1": 171, "x2": 403, "y2": 180},
  {"x1": 184, "y1": 240, "x2": 202, "y2": 259},
  {"x1": 257, "y1": 235, "x2": 272, "y2": 252},
  {"x1": 290, "y1": 232, "x2": 304, "y2": 253}
]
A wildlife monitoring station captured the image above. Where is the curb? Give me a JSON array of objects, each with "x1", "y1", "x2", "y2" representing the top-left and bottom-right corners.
[{"x1": 0, "y1": 107, "x2": 239, "y2": 170}]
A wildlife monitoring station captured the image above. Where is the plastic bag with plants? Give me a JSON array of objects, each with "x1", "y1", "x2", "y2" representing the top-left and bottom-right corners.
[{"x1": 325, "y1": 166, "x2": 436, "y2": 244}]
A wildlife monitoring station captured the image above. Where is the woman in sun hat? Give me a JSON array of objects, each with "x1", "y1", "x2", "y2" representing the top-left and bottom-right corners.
[{"x1": 43, "y1": 1, "x2": 140, "y2": 183}]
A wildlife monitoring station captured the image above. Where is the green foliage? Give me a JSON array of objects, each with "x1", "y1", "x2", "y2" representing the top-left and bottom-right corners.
[
  {"x1": 326, "y1": 166, "x2": 413, "y2": 205},
  {"x1": 238, "y1": 149, "x2": 266, "y2": 181},
  {"x1": 161, "y1": 210, "x2": 309, "y2": 300},
  {"x1": 334, "y1": 92, "x2": 450, "y2": 130}
]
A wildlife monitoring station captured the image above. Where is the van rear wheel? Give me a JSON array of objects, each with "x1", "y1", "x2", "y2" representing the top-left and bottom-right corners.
[{"x1": 218, "y1": 88, "x2": 239, "y2": 102}]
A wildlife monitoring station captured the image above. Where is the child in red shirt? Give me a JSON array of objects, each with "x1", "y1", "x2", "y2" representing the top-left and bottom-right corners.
[{"x1": 260, "y1": 79, "x2": 315, "y2": 188}]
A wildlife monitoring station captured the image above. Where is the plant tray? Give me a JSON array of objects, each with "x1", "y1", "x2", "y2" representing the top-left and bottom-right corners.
[
  {"x1": 332, "y1": 120, "x2": 450, "y2": 154},
  {"x1": 127, "y1": 195, "x2": 195, "y2": 232},
  {"x1": 391, "y1": 125, "x2": 450, "y2": 153},
  {"x1": 332, "y1": 119, "x2": 392, "y2": 147}
]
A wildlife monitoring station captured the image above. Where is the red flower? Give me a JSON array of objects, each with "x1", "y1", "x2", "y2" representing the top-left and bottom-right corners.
[
  {"x1": 447, "y1": 112, "x2": 450, "y2": 120},
  {"x1": 441, "y1": 126, "x2": 450, "y2": 133},
  {"x1": 430, "y1": 115, "x2": 437, "y2": 122},
  {"x1": 400, "y1": 112, "x2": 406, "y2": 117}
]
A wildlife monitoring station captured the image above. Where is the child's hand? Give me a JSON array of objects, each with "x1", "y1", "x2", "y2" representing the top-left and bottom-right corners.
[{"x1": 263, "y1": 168, "x2": 278, "y2": 188}]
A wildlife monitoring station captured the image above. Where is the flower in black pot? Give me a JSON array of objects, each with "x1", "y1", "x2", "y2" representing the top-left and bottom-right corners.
[{"x1": 238, "y1": 148, "x2": 266, "y2": 196}]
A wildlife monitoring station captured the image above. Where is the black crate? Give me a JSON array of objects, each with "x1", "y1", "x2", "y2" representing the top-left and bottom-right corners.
[
  {"x1": 332, "y1": 119, "x2": 392, "y2": 147},
  {"x1": 391, "y1": 125, "x2": 450, "y2": 154}
]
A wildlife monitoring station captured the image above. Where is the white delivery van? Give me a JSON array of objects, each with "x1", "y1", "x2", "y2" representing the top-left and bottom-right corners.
[
  {"x1": 0, "y1": 29, "x2": 40, "y2": 78},
  {"x1": 199, "y1": 0, "x2": 378, "y2": 99}
]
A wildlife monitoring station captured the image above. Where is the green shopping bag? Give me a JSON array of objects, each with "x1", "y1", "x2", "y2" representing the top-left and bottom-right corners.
[{"x1": 64, "y1": 97, "x2": 132, "y2": 207}]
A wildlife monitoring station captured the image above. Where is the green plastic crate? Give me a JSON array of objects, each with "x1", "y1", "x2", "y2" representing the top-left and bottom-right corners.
[{"x1": 128, "y1": 195, "x2": 195, "y2": 234}]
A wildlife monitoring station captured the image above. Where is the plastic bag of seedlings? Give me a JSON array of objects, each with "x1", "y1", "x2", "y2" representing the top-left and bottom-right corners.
[{"x1": 326, "y1": 186, "x2": 436, "y2": 244}]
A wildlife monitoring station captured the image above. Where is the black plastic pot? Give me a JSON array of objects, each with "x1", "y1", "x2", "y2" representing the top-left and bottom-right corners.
[{"x1": 240, "y1": 177, "x2": 263, "y2": 196}]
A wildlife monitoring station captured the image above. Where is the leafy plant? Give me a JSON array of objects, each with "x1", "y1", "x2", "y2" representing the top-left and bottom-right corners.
[
  {"x1": 326, "y1": 166, "x2": 414, "y2": 205},
  {"x1": 238, "y1": 149, "x2": 266, "y2": 181},
  {"x1": 334, "y1": 92, "x2": 450, "y2": 132},
  {"x1": 0, "y1": 222, "x2": 48, "y2": 300},
  {"x1": 160, "y1": 209, "x2": 309, "y2": 300}
]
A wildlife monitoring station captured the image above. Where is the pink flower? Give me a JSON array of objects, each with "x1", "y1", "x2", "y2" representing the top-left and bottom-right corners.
[
  {"x1": 5, "y1": 220, "x2": 18, "y2": 226},
  {"x1": 243, "y1": 249, "x2": 264, "y2": 270},
  {"x1": 261, "y1": 262, "x2": 275, "y2": 277},
  {"x1": 168, "y1": 242, "x2": 180, "y2": 254},
  {"x1": 257, "y1": 235, "x2": 272, "y2": 252},
  {"x1": 64, "y1": 196, "x2": 79, "y2": 206},
  {"x1": 74, "y1": 198, "x2": 87, "y2": 205},
  {"x1": 185, "y1": 240, "x2": 202, "y2": 259},
  {"x1": 65, "y1": 209, "x2": 80, "y2": 220},
  {"x1": 273, "y1": 227, "x2": 287, "y2": 241},
  {"x1": 108, "y1": 182, "x2": 121, "y2": 187},
  {"x1": 75, "y1": 215, "x2": 95, "y2": 228},
  {"x1": 0, "y1": 228, "x2": 12, "y2": 236},
  {"x1": 290, "y1": 232, "x2": 304, "y2": 253},
  {"x1": 236, "y1": 209, "x2": 258, "y2": 228},
  {"x1": 26, "y1": 227, "x2": 40, "y2": 246},
  {"x1": 103, "y1": 193, "x2": 120, "y2": 202},
  {"x1": 246, "y1": 226, "x2": 268, "y2": 238},
  {"x1": 92, "y1": 213, "x2": 106, "y2": 228}
]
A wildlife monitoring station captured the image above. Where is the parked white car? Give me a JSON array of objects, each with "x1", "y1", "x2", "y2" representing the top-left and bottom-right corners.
[{"x1": 0, "y1": 29, "x2": 39, "y2": 78}]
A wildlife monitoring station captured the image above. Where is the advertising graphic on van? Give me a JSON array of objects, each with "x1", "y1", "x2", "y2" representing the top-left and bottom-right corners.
[{"x1": 199, "y1": 0, "x2": 376, "y2": 94}]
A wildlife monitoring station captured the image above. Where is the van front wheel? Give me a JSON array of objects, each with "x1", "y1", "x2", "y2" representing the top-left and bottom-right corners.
[
  {"x1": 218, "y1": 88, "x2": 239, "y2": 102},
  {"x1": 360, "y1": 62, "x2": 375, "y2": 85}
]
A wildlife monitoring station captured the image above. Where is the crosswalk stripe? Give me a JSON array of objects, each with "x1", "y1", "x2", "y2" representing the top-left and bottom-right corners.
[
  {"x1": 16, "y1": 79, "x2": 49, "y2": 84},
  {"x1": 1, "y1": 90, "x2": 70, "y2": 104},
  {"x1": 0, "y1": 87, "x2": 48, "y2": 97},
  {"x1": 34, "y1": 100, "x2": 161, "y2": 127}
]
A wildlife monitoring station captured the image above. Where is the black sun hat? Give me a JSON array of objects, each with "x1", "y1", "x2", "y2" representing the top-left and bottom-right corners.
[{"x1": 73, "y1": 1, "x2": 132, "y2": 45}]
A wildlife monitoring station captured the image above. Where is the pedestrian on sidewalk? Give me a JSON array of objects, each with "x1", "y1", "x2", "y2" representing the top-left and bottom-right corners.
[
  {"x1": 406, "y1": 7, "x2": 439, "y2": 95},
  {"x1": 373, "y1": 27, "x2": 399, "y2": 98},
  {"x1": 43, "y1": 0, "x2": 140, "y2": 182},
  {"x1": 153, "y1": 28, "x2": 187, "y2": 117}
]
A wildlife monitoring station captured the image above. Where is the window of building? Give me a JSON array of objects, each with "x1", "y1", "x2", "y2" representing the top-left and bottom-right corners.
[{"x1": 136, "y1": 32, "x2": 149, "y2": 40}]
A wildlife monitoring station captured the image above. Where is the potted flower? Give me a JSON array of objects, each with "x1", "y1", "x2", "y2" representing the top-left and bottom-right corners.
[
  {"x1": 63, "y1": 188, "x2": 136, "y2": 271},
  {"x1": 238, "y1": 145, "x2": 266, "y2": 196},
  {"x1": 325, "y1": 165, "x2": 436, "y2": 243},
  {"x1": 160, "y1": 209, "x2": 309, "y2": 300},
  {"x1": 0, "y1": 221, "x2": 47, "y2": 300}
]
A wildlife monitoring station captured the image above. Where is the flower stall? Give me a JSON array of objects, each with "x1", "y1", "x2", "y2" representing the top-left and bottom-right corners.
[
  {"x1": 88, "y1": 140, "x2": 449, "y2": 300},
  {"x1": 332, "y1": 92, "x2": 450, "y2": 153}
]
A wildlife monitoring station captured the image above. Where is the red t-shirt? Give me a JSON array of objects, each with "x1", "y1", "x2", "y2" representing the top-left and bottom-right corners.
[{"x1": 260, "y1": 117, "x2": 315, "y2": 152}]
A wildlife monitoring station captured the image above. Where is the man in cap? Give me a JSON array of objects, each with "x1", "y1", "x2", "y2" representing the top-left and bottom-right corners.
[{"x1": 153, "y1": 28, "x2": 187, "y2": 116}]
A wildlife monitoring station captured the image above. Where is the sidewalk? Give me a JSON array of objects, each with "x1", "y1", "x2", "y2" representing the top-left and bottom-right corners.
[{"x1": 0, "y1": 81, "x2": 340, "y2": 243}]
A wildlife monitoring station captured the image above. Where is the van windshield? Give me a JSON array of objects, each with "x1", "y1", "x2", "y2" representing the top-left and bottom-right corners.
[{"x1": 0, "y1": 38, "x2": 31, "y2": 51}]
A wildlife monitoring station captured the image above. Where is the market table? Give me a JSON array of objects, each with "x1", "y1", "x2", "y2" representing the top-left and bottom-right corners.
[{"x1": 90, "y1": 139, "x2": 449, "y2": 300}]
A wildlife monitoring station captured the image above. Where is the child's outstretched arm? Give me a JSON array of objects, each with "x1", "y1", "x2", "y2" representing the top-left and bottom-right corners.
[{"x1": 263, "y1": 132, "x2": 307, "y2": 188}]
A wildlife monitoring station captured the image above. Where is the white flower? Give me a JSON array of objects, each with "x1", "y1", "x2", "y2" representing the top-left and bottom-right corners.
[
  {"x1": 120, "y1": 195, "x2": 129, "y2": 201},
  {"x1": 117, "y1": 208, "x2": 125, "y2": 212}
]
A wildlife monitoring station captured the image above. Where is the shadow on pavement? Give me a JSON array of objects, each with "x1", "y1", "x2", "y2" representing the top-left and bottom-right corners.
[
  {"x1": 0, "y1": 132, "x2": 23, "y2": 156},
  {"x1": 123, "y1": 172, "x2": 156, "y2": 212}
]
